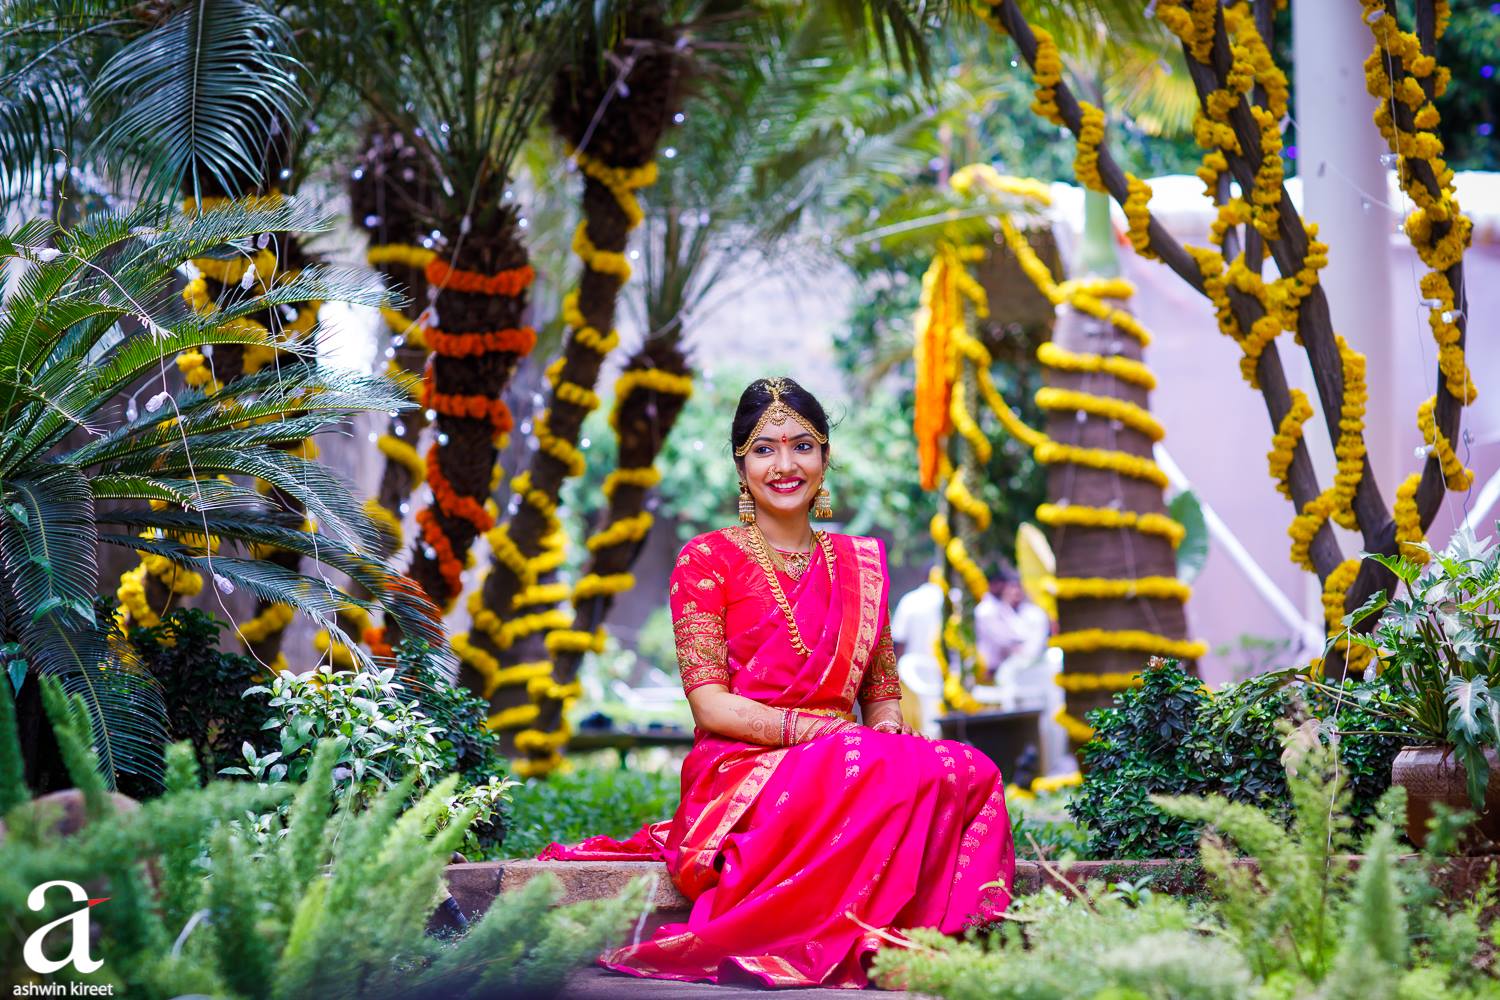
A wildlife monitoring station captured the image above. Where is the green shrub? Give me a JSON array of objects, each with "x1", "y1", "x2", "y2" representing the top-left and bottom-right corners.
[
  {"x1": 223, "y1": 664, "x2": 514, "y2": 858},
  {"x1": 502, "y1": 764, "x2": 680, "y2": 859},
  {"x1": 1008, "y1": 787, "x2": 1090, "y2": 859},
  {"x1": 1070, "y1": 661, "x2": 1404, "y2": 859},
  {"x1": 873, "y1": 739, "x2": 1498, "y2": 1000},
  {"x1": 225, "y1": 666, "x2": 449, "y2": 792},
  {"x1": 1, "y1": 674, "x2": 646, "y2": 998},
  {"x1": 124, "y1": 607, "x2": 271, "y2": 788},
  {"x1": 395, "y1": 639, "x2": 513, "y2": 854}
]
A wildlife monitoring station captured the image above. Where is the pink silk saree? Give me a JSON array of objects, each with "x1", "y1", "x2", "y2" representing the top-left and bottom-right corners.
[{"x1": 540, "y1": 526, "x2": 1015, "y2": 989}]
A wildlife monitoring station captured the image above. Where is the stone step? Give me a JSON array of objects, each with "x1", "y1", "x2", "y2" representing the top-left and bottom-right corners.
[
  {"x1": 559, "y1": 966, "x2": 927, "y2": 999},
  {"x1": 443, "y1": 856, "x2": 1216, "y2": 926}
]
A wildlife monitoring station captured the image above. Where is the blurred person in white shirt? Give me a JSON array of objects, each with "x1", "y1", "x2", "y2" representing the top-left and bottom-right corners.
[{"x1": 890, "y1": 568, "x2": 946, "y2": 735}]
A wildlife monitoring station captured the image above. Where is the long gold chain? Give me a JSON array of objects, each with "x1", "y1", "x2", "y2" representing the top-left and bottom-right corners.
[{"x1": 748, "y1": 525, "x2": 835, "y2": 656}]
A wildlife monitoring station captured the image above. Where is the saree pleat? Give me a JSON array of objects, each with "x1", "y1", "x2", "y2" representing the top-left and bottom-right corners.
[{"x1": 540, "y1": 527, "x2": 1015, "y2": 989}]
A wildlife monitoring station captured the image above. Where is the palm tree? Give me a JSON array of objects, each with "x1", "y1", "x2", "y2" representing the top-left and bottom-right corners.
[
  {"x1": 311, "y1": 0, "x2": 586, "y2": 617},
  {"x1": 340, "y1": 127, "x2": 440, "y2": 660},
  {"x1": 458, "y1": 4, "x2": 685, "y2": 753},
  {"x1": 494, "y1": 3, "x2": 984, "y2": 761},
  {"x1": 0, "y1": 201, "x2": 444, "y2": 789}
]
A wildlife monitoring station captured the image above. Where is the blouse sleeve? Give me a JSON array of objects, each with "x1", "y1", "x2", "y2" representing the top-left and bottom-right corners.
[
  {"x1": 859, "y1": 622, "x2": 902, "y2": 703},
  {"x1": 669, "y1": 540, "x2": 731, "y2": 695}
]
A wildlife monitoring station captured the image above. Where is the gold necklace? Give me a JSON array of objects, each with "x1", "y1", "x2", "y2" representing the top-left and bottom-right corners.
[
  {"x1": 748, "y1": 525, "x2": 835, "y2": 656},
  {"x1": 775, "y1": 547, "x2": 812, "y2": 579}
]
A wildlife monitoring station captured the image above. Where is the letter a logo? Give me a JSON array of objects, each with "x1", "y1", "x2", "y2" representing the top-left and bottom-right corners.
[{"x1": 23, "y1": 880, "x2": 106, "y2": 974}]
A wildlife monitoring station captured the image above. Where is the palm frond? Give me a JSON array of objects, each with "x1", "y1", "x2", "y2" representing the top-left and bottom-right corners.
[
  {"x1": 88, "y1": 0, "x2": 306, "y2": 203},
  {"x1": 312, "y1": 0, "x2": 587, "y2": 224},
  {"x1": 0, "y1": 464, "x2": 167, "y2": 787},
  {"x1": 0, "y1": 0, "x2": 136, "y2": 205}
]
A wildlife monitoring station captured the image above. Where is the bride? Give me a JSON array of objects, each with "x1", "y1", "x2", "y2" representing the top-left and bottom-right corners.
[{"x1": 542, "y1": 376, "x2": 1015, "y2": 989}]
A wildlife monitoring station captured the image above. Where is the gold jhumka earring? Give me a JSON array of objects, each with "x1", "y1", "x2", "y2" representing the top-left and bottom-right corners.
[
  {"x1": 812, "y1": 485, "x2": 832, "y2": 519},
  {"x1": 738, "y1": 482, "x2": 756, "y2": 523}
]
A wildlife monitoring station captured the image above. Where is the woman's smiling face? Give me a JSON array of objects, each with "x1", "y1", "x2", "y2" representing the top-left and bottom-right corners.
[{"x1": 740, "y1": 429, "x2": 828, "y2": 521}]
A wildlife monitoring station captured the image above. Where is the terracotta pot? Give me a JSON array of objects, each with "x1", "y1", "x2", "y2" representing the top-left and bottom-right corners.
[{"x1": 1390, "y1": 745, "x2": 1500, "y2": 848}]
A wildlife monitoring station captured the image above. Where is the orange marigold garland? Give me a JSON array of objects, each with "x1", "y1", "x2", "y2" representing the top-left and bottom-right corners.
[
  {"x1": 425, "y1": 259, "x2": 536, "y2": 297},
  {"x1": 416, "y1": 508, "x2": 465, "y2": 600},
  {"x1": 425, "y1": 445, "x2": 494, "y2": 535},
  {"x1": 422, "y1": 374, "x2": 514, "y2": 440},
  {"x1": 423, "y1": 325, "x2": 537, "y2": 359}
]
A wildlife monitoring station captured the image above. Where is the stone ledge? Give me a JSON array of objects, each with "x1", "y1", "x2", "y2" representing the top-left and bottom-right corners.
[
  {"x1": 446, "y1": 855, "x2": 1500, "y2": 921},
  {"x1": 446, "y1": 857, "x2": 1202, "y2": 921}
]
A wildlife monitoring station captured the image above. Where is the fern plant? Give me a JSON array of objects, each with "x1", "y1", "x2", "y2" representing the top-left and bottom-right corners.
[
  {"x1": 2, "y1": 673, "x2": 651, "y2": 998},
  {"x1": 0, "y1": 200, "x2": 443, "y2": 789},
  {"x1": 872, "y1": 738, "x2": 1498, "y2": 999}
]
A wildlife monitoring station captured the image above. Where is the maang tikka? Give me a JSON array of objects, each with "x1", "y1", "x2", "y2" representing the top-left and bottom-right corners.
[{"x1": 732, "y1": 377, "x2": 828, "y2": 457}]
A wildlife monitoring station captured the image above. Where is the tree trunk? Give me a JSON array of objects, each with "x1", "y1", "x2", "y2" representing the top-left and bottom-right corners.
[
  {"x1": 346, "y1": 128, "x2": 438, "y2": 658},
  {"x1": 520, "y1": 339, "x2": 694, "y2": 750},
  {"x1": 1044, "y1": 301, "x2": 1190, "y2": 748},
  {"x1": 404, "y1": 193, "x2": 533, "y2": 614},
  {"x1": 466, "y1": 10, "x2": 684, "y2": 767}
]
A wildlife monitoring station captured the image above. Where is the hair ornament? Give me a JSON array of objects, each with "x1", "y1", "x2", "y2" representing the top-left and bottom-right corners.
[{"x1": 733, "y1": 377, "x2": 829, "y2": 457}]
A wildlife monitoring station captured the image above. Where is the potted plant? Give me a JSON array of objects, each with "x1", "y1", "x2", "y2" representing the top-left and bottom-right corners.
[{"x1": 1341, "y1": 526, "x2": 1500, "y2": 847}]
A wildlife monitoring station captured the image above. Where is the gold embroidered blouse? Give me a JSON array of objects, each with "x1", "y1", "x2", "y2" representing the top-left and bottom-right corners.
[{"x1": 668, "y1": 529, "x2": 901, "y2": 703}]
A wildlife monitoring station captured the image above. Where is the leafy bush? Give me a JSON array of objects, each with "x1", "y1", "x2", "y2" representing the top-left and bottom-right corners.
[
  {"x1": 502, "y1": 764, "x2": 680, "y2": 859},
  {"x1": 395, "y1": 640, "x2": 514, "y2": 854},
  {"x1": 873, "y1": 740, "x2": 1498, "y2": 1000},
  {"x1": 124, "y1": 607, "x2": 271, "y2": 786},
  {"x1": 225, "y1": 663, "x2": 514, "y2": 857},
  {"x1": 1, "y1": 676, "x2": 648, "y2": 998},
  {"x1": 1070, "y1": 661, "x2": 1404, "y2": 859},
  {"x1": 225, "y1": 666, "x2": 449, "y2": 794}
]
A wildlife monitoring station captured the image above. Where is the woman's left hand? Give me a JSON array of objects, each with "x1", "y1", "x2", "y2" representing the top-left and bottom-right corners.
[{"x1": 871, "y1": 720, "x2": 929, "y2": 739}]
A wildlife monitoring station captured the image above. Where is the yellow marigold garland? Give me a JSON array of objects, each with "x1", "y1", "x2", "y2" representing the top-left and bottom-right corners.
[
  {"x1": 363, "y1": 497, "x2": 403, "y2": 548},
  {"x1": 1034, "y1": 441, "x2": 1169, "y2": 488},
  {"x1": 1315, "y1": 558, "x2": 1375, "y2": 676},
  {"x1": 236, "y1": 603, "x2": 296, "y2": 645},
  {"x1": 1035, "y1": 343, "x2": 1156, "y2": 391},
  {"x1": 1025, "y1": 25, "x2": 1066, "y2": 127},
  {"x1": 1267, "y1": 389, "x2": 1314, "y2": 501},
  {"x1": 1034, "y1": 386, "x2": 1164, "y2": 442},
  {"x1": 1416, "y1": 395, "x2": 1473, "y2": 491},
  {"x1": 931, "y1": 513, "x2": 988, "y2": 603},
  {"x1": 114, "y1": 564, "x2": 159, "y2": 630},
  {"x1": 366, "y1": 243, "x2": 436, "y2": 270},
  {"x1": 1362, "y1": 0, "x2": 1477, "y2": 407},
  {"x1": 1049, "y1": 629, "x2": 1208, "y2": 660},
  {"x1": 1054, "y1": 671, "x2": 1143, "y2": 693},
  {"x1": 1035, "y1": 503, "x2": 1185, "y2": 548},
  {"x1": 1123, "y1": 175, "x2": 1156, "y2": 260},
  {"x1": 1328, "y1": 336, "x2": 1369, "y2": 531},
  {"x1": 1393, "y1": 472, "x2": 1429, "y2": 565},
  {"x1": 1031, "y1": 771, "x2": 1083, "y2": 794},
  {"x1": 1050, "y1": 576, "x2": 1192, "y2": 603},
  {"x1": 1054, "y1": 707, "x2": 1096, "y2": 743},
  {"x1": 1072, "y1": 102, "x2": 1107, "y2": 194}
]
